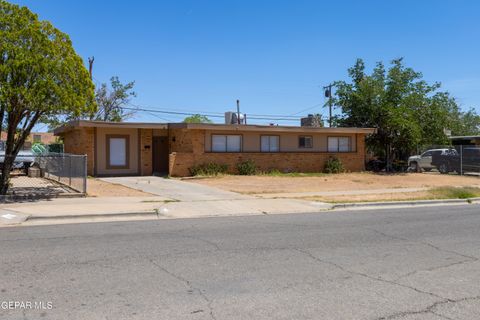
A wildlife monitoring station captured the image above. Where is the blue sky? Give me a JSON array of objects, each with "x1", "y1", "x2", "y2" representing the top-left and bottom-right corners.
[{"x1": 12, "y1": 0, "x2": 480, "y2": 125}]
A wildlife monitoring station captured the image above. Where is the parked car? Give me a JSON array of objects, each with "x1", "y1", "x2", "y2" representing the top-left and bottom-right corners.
[
  {"x1": 0, "y1": 141, "x2": 35, "y2": 171},
  {"x1": 408, "y1": 149, "x2": 452, "y2": 172},
  {"x1": 366, "y1": 159, "x2": 386, "y2": 172},
  {"x1": 431, "y1": 147, "x2": 480, "y2": 174}
]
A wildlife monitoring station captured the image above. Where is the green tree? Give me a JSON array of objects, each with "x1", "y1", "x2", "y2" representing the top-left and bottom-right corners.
[
  {"x1": 334, "y1": 58, "x2": 474, "y2": 170},
  {"x1": 449, "y1": 108, "x2": 480, "y2": 136},
  {"x1": 0, "y1": 1, "x2": 95, "y2": 194},
  {"x1": 183, "y1": 114, "x2": 213, "y2": 123},
  {"x1": 90, "y1": 76, "x2": 136, "y2": 122}
]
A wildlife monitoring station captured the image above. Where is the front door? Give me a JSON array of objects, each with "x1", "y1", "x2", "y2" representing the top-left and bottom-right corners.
[{"x1": 152, "y1": 136, "x2": 169, "y2": 175}]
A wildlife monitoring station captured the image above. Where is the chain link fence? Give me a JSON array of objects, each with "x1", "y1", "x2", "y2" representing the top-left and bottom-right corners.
[
  {"x1": 2, "y1": 153, "x2": 87, "y2": 195},
  {"x1": 409, "y1": 145, "x2": 480, "y2": 176}
]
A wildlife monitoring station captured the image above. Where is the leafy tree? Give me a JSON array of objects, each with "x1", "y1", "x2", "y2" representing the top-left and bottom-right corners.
[
  {"x1": 0, "y1": 1, "x2": 95, "y2": 193},
  {"x1": 183, "y1": 114, "x2": 213, "y2": 123},
  {"x1": 449, "y1": 108, "x2": 480, "y2": 136},
  {"x1": 90, "y1": 76, "x2": 136, "y2": 122},
  {"x1": 333, "y1": 58, "x2": 478, "y2": 170}
]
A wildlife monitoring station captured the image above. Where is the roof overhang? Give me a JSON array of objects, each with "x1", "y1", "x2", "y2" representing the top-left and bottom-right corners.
[
  {"x1": 54, "y1": 120, "x2": 376, "y2": 135},
  {"x1": 170, "y1": 123, "x2": 376, "y2": 134},
  {"x1": 54, "y1": 120, "x2": 168, "y2": 135}
]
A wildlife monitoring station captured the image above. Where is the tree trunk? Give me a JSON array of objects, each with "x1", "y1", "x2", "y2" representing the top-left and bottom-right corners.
[
  {"x1": 0, "y1": 118, "x2": 18, "y2": 195},
  {"x1": 0, "y1": 111, "x2": 42, "y2": 195},
  {"x1": 385, "y1": 143, "x2": 393, "y2": 172}
]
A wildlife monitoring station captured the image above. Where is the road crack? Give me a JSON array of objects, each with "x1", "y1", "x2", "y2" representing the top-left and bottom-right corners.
[
  {"x1": 148, "y1": 258, "x2": 217, "y2": 320},
  {"x1": 293, "y1": 248, "x2": 449, "y2": 301},
  {"x1": 369, "y1": 228, "x2": 479, "y2": 282},
  {"x1": 369, "y1": 228, "x2": 479, "y2": 261},
  {"x1": 375, "y1": 295, "x2": 480, "y2": 319}
]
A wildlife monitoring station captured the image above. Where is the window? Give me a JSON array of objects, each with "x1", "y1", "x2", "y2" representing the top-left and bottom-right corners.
[
  {"x1": 328, "y1": 137, "x2": 351, "y2": 152},
  {"x1": 299, "y1": 136, "x2": 313, "y2": 148},
  {"x1": 107, "y1": 135, "x2": 129, "y2": 168},
  {"x1": 211, "y1": 135, "x2": 242, "y2": 152},
  {"x1": 33, "y1": 134, "x2": 42, "y2": 143},
  {"x1": 261, "y1": 136, "x2": 279, "y2": 152}
]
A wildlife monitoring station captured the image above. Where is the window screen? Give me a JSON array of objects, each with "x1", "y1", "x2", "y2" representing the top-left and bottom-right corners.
[
  {"x1": 226, "y1": 135, "x2": 241, "y2": 152},
  {"x1": 261, "y1": 136, "x2": 279, "y2": 152},
  {"x1": 212, "y1": 135, "x2": 227, "y2": 152},
  {"x1": 109, "y1": 137, "x2": 127, "y2": 166},
  {"x1": 328, "y1": 137, "x2": 351, "y2": 152},
  {"x1": 212, "y1": 135, "x2": 242, "y2": 152}
]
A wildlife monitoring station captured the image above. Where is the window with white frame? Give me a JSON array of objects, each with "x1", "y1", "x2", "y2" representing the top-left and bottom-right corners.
[
  {"x1": 261, "y1": 136, "x2": 279, "y2": 152},
  {"x1": 211, "y1": 135, "x2": 242, "y2": 152},
  {"x1": 107, "y1": 135, "x2": 129, "y2": 168},
  {"x1": 328, "y1": 137, "x2": 351, "y2": 152}
]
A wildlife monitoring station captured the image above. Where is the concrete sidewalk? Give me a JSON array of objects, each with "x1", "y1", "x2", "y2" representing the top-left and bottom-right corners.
[{"x1": 0, "y1": 196, "x2": 332, "y2": 226}]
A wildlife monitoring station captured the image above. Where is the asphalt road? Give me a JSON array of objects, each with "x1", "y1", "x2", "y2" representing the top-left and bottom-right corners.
[{"x1": 1, "y1": 205, "x2": 480, "y2": 320}]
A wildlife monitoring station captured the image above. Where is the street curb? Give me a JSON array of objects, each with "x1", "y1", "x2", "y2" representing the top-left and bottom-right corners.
[
  {"x1": 25, "y1": 210, "x2": 158, "y2": 221},
  {"x1": 331, "y1": 197, "x2": 480, "y2": 209}
]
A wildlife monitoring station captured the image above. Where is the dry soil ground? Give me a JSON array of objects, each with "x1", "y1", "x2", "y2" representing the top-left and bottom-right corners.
[
  {"x1": 86, "y1": 178, "x2": 151, "y2": 197},
  {"x1": 189, "y1": 172, "x2": 480, "y2": 202}
]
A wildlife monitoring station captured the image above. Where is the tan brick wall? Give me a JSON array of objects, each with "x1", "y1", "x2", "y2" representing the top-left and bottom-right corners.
[
  {"x1": 169, "y1": 128, "x2": 205, "y2": 154},
  {"x1": 169, "y1": 135, "x2": 367, "y2": 177},
  {"x1": 140, "y1": 129, "x2": 153, "y2": 176},
  {"x1": 61, "y1": 128, "x2": 95, "y2": 176}
]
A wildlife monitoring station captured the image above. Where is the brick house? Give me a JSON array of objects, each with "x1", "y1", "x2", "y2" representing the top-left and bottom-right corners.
[
  {"x1": 54, "y1": 120, "x2": 375, "y2": 177},
  {"x1": 1, "y1": 131, "x2": 57, "y2": 149}
]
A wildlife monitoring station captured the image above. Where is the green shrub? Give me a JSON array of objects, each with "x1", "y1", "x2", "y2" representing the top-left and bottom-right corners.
[
  {"x1": 189, "y1": 163, "x2": 229, "y2": 176},
  {"x1": 323, "y1": 157, "x2": 345, "y2": 174},
  {"x1": 237, "y1": 159, "x2": 257, "y2": 175}
]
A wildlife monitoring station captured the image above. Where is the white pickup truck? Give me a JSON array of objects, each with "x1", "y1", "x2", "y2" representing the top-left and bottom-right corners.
[
  {"x1": 408, "y1": 149, "x2": 451, "y2": 172},
  {"x1": 0, "y1": 141, "x2": 35, "y2": 170}
]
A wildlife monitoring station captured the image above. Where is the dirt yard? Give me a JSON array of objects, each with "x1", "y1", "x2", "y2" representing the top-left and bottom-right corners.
[
  {"x1": 86, "y1": 178, "x2": 151, "y2": 197},
  {"x1": 188, "y1": 172, "x2": 480, "y2": 195}
]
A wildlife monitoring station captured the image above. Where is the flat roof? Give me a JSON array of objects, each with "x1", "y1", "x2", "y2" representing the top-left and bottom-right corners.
[
  {"x1": 54, "y1": 120, "x2": 169, "y2": 134},
  {"x1": 170, "y1": 122, "x2": 376, "y2": 134},
  {"x1": 55, "y1": 120, "x2": 376, "y2": 135}
]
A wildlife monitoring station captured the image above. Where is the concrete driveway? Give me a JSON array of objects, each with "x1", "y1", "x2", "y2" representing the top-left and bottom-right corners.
[{"x1": 100, "y1": 176, "x2": 252, "y2": 201}]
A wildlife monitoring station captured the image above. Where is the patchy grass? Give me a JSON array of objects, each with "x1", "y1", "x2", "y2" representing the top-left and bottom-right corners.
[
  {"x1": 429, "y1": 186, "x2": 480, "y2": 199},
  {"x1": 259, "y1": 171, "x2": 327, "y2": 177},
  {"x1": 303, "y1": 187, "x2": 480, "y2": 204}
]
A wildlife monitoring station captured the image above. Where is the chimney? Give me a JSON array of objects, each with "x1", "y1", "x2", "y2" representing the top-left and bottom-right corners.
[{"x1": 301, "y1": 114, "x2": 323, "y2": 127}]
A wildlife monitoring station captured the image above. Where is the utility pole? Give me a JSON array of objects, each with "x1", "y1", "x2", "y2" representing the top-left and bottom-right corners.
[
  {"x1": 88, "y1": 56, "x2": 95, "y2": 80},
  {"x1": 323, "y1": 84, "x2": 333, "y2": 127}
]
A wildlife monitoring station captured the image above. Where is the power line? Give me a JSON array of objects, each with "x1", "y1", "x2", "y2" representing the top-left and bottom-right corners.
[
  {"x1": 289, "y1": 103, "x2": 324, "y2": 116},
  {"x1": 123, "y1": 105, "x2": 301, "y2": 122},
  {"x1": 127, "y1": 103, "x2": 301, "y2": 119}
]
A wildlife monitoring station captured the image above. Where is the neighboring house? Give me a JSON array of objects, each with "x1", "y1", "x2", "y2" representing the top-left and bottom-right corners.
[
  {"x1": 54, "y1": 120, "x2": 375, "y2": 177},
  {"x1": 0, "y1": 131, "x2": 56, "y2": 150},
  {"x1": 0, "y1": 131, "x2": 56, "y2": 144}
]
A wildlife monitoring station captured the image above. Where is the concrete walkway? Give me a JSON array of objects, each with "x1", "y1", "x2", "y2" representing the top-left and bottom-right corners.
[{"x1": 100, "y1": 176, "x2": 252, "y2": 201}]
